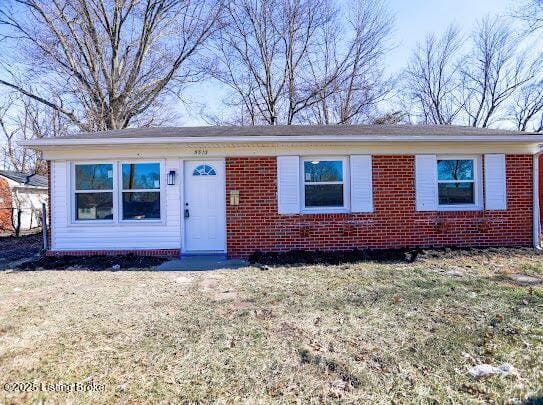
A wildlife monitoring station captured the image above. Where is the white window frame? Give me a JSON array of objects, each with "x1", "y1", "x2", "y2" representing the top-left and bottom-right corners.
[
  {"x1": 436, "y1": 155, "x2": 483, "y2": 211},
  {"x1": 119, "y1": 160, "x2": 165, "y2": 223},
  {"x1": 300, "y1": 156, "x2": 350, "y2": 214},
  {"x1": 69, "y1": 160, "x2": 166, "y2": 225},
  {"x1": 71, "y1": 161, "x2": 117, "y2": 224}
]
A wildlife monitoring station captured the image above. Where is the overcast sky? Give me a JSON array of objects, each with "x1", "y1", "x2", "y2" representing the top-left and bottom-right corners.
[{"x1": 178, "y1": 0, "x2": 516, "y2": 125}]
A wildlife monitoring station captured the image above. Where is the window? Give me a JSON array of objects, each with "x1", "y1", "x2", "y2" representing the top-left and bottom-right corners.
[
  {"x1": 122, "y1": 163, "x2": 161, "y2": 220},
  {"x1": 437, "y1": 158, "x2": 476, "y2": 206},
  {"x1": 302, "y1": 159, "x2": 347, "y2": 210},
  {"x1": 193, "y1": 164, "x2": 216, "y2": 176},
  {"x1": 74, "y1": 164, "x2": 114, "y2": 220}
]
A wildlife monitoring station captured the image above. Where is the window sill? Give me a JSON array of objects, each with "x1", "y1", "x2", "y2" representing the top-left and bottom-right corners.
[
  {"x1": 301, "y1": 208, "x2": 350, "y2": 215},
  {"x1": 436, "y1": 205, "x2": 483, "y2": 212},
  {"x1": 69, "y1": 220, "x2": 166, "y2": 227}
]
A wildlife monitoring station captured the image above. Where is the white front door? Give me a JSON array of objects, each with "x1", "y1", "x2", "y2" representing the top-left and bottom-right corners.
[{"x1": 183, "y1": 160, "x2": 226, "y2": 252}]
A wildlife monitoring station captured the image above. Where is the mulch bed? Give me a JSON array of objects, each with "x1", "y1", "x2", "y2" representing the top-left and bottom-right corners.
[
  {"x1": 249, "y1": 248, "x2": 421, "y2": 265},
  {"x1": 248, "y1": 246, "x2": 540, "y2": 266},
  {"x1": 16, "y1": 254, "x2": 169, "y2": 271}
]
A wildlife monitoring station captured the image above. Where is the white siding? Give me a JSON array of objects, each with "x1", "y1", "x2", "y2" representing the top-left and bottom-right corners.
[
  {"x1": 415, "y1": 154, "x2": 437, "y2": 211},
  {"x1": 350, "y1": 155, "x2": 373, "y2": 212},
  {"x1": 484, "y1": 154, "x2": 507, "y2": 210},
  {"x1": 51, "y1": 159, "x2": 181, "y2": 251},
  {"x1": 277, "y1": 156, "x2": 300, "y2": 214}
]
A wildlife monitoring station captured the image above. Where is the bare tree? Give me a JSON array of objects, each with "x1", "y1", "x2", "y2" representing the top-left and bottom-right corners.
[
  {"x1": 459, "y1": 18, "x2": 538, "y2": 128},
  {"x1": 510, "y1": 81, "x2": 543, "y2": 132},
  {"x1": 514, "y1": 0, "x2": 543, "y2": 34},
  {"x1": 305, "y1": 0, "x2": 394, "y2": 124},
  {"x1": 0, "y1": 96, "x2": 63, "y2": 173},
  {"x1": 402, "y1": 25, "x2": 463, "y2": 125},
  {"x1": 211, "y1": 0, "x2": 336, "y2": 125},
  {"x1": 0, "y1": 0, "x2": 223, "y2": 131}
]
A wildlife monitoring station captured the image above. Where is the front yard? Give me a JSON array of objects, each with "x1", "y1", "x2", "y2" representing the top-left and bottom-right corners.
[{"x1": 0, "y1": 249, "x2": 542, "y2": 403}]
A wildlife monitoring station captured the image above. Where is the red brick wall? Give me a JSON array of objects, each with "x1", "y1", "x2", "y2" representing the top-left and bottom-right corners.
[
  {"x1": 0, "y1": 177, "x2": 13, "y2": 234},
  {"x1": 226, "y1": 155, "x2": 533, "y2": 258}
]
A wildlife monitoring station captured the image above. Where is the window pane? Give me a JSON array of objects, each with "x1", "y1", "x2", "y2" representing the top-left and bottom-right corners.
[
  {"x1": 122, "y1": 163, "x2": 160, "y2": 189},
  {"x1": 437, "y1": 160, "x2": 474, "y2": 181},
  {"x1": 75, "y1": 164, "x2": 113, "y2": 190},
  {"x1": 438, "y1": 183, "x2": 474, "y2": 205},
  {"x1": 122, "y1": 192, "x2": 160, "y2": 220},
  {"x1": 304, "y1": 161, "x2": 343, "y2": 182},
  {"x1": 76, "y1": 193, "x2": 113, "y2": 220},
  {"x1": 305, "y1": 184, "x2": 343, "y2": 207}
]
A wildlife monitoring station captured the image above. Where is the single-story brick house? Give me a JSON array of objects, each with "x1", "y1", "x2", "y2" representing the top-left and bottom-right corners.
[
  {"x1": 0, "y1": 170, "x2": 48, "y2": 236},
  {"x1": 21, "y1": 125, "x2": 543, "y2": 258}
]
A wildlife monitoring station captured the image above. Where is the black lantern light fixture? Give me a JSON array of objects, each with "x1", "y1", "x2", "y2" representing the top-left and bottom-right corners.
[{"x1": 167, "y1": 170, "x2": 176, "y2": 185}]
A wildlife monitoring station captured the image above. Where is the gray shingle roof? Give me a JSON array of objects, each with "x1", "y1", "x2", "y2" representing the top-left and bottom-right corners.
[
  {"x1": 0, "y1": 170, "x2": 48, "y2": 188},
  {"x1": 63, "y1": 124, "x2": 539, "y2": 139}
]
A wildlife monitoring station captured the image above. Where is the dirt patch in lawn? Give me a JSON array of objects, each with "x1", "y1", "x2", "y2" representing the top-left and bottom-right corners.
[
  {"x1": 0, "y1": 249, "x2": 542, "y2": 403},
  {"x1": 15, "y1": 254, "x2": 169, "y2": 271},
  {"x1": 0, "y1": 234, "x2": 42, "y2": 269}
]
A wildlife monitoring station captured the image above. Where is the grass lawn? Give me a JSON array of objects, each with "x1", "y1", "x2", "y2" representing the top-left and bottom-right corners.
[{"x1": 0, "y1": 249, "x2": 542, "y2": 403}]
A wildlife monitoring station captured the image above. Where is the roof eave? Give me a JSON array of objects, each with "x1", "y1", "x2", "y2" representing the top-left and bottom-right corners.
[{"x1": 19, "y1": 134, "x2": 543, "y2": 148}]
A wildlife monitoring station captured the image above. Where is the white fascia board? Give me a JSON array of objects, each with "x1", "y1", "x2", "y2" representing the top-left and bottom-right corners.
[{"x1": 19, "y1": 134, "x2": 543, "y2": 148}]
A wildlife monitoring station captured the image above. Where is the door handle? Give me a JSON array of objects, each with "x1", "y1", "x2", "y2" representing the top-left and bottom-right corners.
[{"x1": 184, "y1": 208, "x2": 190, "y2": 219}]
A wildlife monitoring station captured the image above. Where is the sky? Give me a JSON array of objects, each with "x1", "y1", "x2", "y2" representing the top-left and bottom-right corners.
[{"x1": 178, "y1": 0, "x2": 516, "y2": 126}]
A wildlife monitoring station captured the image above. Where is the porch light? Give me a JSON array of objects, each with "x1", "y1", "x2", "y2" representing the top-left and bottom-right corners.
[{"x1": 167, "y1": 170, "x2": 176, "y2": 185}]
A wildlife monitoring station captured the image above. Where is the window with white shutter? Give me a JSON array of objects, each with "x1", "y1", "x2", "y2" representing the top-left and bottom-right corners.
[
  {"x1": 484, "y1": 154, "x2": 506, "y2": 210},
  {"x1": 415, "y1": 155, "x2": 437, "y2": 211},
  {"x1": 277, "y1": 156, "x2": 300, "y2": 214},
  {"x1": 350, "y1": 155, "x2": 373, "y2": 212}
]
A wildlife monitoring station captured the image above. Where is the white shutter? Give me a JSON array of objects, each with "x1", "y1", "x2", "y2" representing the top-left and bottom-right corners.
[
  {"x1": 484, "y1": 154, "x2": 506, "y2": 210},
  {"x1": 415, "y1": 155, "x2": 437, "y2": 211},
  {"x1": 277, "y1": 156, "x2": 300, "y2": 214},
  {"x1": 350, "y1": 155, "x2": 373, "y2": 212}
]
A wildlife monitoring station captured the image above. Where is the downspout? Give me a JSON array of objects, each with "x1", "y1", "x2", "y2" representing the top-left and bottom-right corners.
[{"x1": 533, "y1": 147, "x2": 543, "y2": 249}]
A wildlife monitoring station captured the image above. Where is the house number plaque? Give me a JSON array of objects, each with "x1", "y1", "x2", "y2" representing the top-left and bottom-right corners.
[{"x1": 194, "y1": 149, "x2": 208, "y2": 156}]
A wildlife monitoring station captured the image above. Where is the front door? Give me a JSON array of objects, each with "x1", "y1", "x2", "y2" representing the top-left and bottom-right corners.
[{"x1": 183, "y1": 160, "x2": 226, "y2": 252}]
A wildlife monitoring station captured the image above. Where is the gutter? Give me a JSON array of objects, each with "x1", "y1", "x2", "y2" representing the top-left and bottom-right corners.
[
  {"x1": 534, "y1": 149, "x2": 543, "y2": 249},
  {"x1": 19, "y1": 134, "x2": 543, "y2": 148}
]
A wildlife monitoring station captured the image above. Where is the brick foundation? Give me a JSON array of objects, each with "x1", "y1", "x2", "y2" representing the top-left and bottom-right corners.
[
  {"x1": 46, "y1": 249, "x2": 180, "y2": 257},
  {"x1": 226, "y1": 155, "x2": 533, "y2": 259}
]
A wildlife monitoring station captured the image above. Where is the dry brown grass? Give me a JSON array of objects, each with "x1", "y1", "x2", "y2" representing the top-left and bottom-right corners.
[{"x1": 0, "y1": 249, "x2": 542, "y2": 403}]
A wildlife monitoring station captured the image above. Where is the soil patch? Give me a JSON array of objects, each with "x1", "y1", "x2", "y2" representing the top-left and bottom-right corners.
[
  {"x1": 249, "y1": 246, "x2": 541, "y2": 266},
  {"x1": 16, "y1": 254, "x2": 169, "y2": 271},
  {"x1": 249, "y1": 248, "x2": 419, "y2": 265},
  {"x1": 0, "y1": 234, "x2": 42, "y2": 268}
]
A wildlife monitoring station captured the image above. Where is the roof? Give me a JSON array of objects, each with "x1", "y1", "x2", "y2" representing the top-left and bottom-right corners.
[
  {"x1": 53, "y1": 124, "x2": 542, "y2": 139},
  {"x1": 19, "y1": 124, "x2": 543, "y2": 148},
  {"x1": 0, "y1": 170, "x2": 48, "y2": 188}
]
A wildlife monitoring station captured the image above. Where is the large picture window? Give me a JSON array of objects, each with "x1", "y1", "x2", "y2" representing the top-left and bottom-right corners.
[
  {"x1": 302, "y1": 159, "x2": 346, "y2": 210},
  {"x1": 74, "y1": 164, "x2": 114, "y2": 220},
  {"x1": 437, "y1": 159, "x2": 476, "y2": 206},
  {"x1": 121, "y1": 163, "x2": 161, "y2": 220}
]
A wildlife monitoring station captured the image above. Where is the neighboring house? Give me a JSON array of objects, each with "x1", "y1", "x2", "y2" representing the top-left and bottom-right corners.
[
  {"x1": 0, "y1": 170, "x2": 48, "y2": 236},
  {"x1": 21, "y1": 125, "x2": 543, "y2": 258}
]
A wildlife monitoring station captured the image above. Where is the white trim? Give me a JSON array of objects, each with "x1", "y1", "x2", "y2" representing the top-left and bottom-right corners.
[
  {"x1": 20, "y1": 134, "x2": 543, "y2": 148},
  {"x1": 68, "y1": 160, "x2": 166, "y2": 226},
  {"x1": 534, "y1": 152, "x2": 542, "y2": 248},
  {"x1": 71, "y1": 161, "x2": 116, "y2": 224},
  {"x1": 300, "y1": 157, "x2": 350, "y2": 214},
  {"x1": 435, "y1": 155, "x2": 483, "y2": 211},
  {"x1": 118, "y1": 160, "x2": 165, "y2": 224}
]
